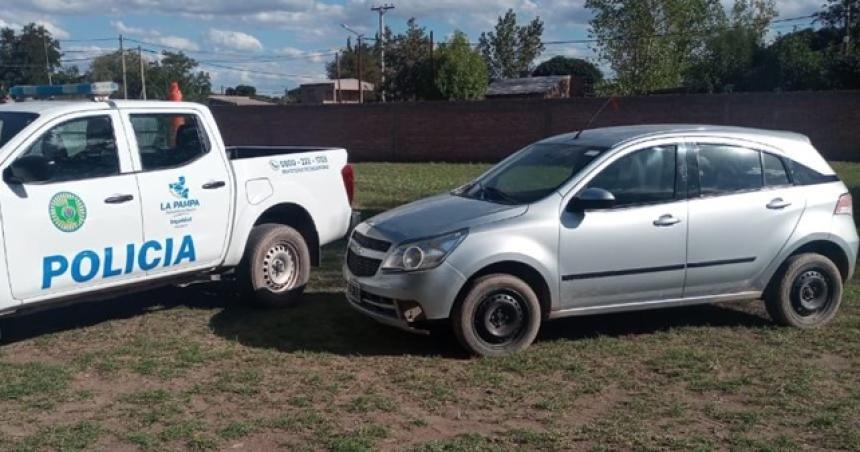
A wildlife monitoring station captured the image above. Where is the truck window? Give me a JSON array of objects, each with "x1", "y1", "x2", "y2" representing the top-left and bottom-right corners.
[
  {"x1": 17, "y1": 115, "x2": 120, "y2": 182},
  {"x1": 130, "y1": 114, "x2": 210, "y2": 171},
  {"x1": 0, "y1": 112, "x2": 39, "y2": 149}
]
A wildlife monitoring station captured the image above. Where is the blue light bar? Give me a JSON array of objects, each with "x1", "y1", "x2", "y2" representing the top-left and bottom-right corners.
[{"x1": 9, "y1": 82, "x2": 118, "y2": 99}]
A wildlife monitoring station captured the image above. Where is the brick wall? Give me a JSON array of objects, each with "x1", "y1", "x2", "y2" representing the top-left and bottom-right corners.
[{"x1": 212, "y1": 90, "x2": 860, "y2": 162}]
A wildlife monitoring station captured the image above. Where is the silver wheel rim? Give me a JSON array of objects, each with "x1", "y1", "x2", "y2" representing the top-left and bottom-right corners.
[{"x1": 262, "y1": 242, "x2": 299, "y2": 292}]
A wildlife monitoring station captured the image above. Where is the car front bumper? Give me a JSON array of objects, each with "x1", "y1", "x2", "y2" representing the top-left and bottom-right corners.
[{"x1": 343, "y1": 260, "x2": 467, "y2": 334}]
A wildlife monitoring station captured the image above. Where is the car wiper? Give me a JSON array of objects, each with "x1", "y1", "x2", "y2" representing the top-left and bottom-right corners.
[{"x1": 480, "y1": 186, "x2": 521, "y2": 205}]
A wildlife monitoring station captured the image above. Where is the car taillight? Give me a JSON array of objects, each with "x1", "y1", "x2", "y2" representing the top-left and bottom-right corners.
[
  {"x1": 835, "y1": 193, "x2": 853, "y2": 215},
  {"x1": 341, "y1": 164, "x2": 355, "y2": 206}
]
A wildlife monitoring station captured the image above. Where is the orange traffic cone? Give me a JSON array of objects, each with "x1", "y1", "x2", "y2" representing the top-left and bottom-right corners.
[{"x1": 168, "y1": 82, "x2": 185, "y2": 147}]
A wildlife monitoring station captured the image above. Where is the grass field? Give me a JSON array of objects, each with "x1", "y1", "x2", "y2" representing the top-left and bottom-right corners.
[{"x1": 0, "y1": 162, "x2": 859, "y2": 451}]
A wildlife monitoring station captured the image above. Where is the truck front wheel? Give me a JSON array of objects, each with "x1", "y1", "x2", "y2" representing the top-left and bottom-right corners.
[{"x1": 239, "y1": 224, "x2": 311, "y2": 308}]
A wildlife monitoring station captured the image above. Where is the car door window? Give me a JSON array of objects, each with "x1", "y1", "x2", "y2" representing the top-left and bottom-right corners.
[
  {"x1": 129, "y1": 114, "x2": 210, "y2": 171},
  {"x1": 697, "y1": 144, "x2": 762, "y2": 196},
  {"x1": 762, "y1": 152, "x2": 791, "y2": 187},
  {"x1": 585, "y1": 145, "x2": 677, "y2": 207},
  {"x1": 17, "y1": 115, "x2": 119, "y2": 182}
]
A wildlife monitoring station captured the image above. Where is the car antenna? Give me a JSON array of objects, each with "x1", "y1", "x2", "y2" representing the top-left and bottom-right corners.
[{"x1": 574, "y1": 96, "x2": 616, "y2": 139}]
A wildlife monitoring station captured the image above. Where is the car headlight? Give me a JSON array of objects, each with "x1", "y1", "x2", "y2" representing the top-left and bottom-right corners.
[{"x1": 381, "y1": 229, "x2": 468, "y2": 272}]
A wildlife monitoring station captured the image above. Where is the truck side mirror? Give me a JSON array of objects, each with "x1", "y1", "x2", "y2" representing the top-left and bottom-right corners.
[
  {"x1": 567, "y1": 187, "x2": 616, "y2": 212},
  {"x1": 3, "y1": 155, "x2": 55, "y2": 184}
]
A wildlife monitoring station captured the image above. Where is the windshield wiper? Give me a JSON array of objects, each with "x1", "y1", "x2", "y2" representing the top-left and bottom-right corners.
[{"x1": 479, "y1": 185, "x2": 521, "y2": 205}]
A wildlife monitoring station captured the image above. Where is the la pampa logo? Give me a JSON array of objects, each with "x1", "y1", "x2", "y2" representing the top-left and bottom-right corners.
[
  {"x1": 169, "y1": 176, "x2": 190, "y2": 199},
  {"x1": 161, "y1": 176, "x2": 200, "y2": 212}
]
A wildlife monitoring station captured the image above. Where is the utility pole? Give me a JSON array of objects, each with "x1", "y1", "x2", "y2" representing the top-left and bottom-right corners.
[
  {"x1": 341, "y1": 24, "x2": 365, "y2": 103},
  {"x1": 119, "y1": 35, "x2": 128, "y2": 99},
  {"x1": 335, "y1": 51, "x2": 342, "y2": 103},
  {"x1": 371, "y1": 3, "x2": 394, "y2": 102},
  {"x1": 357, "y1": 36, "x2": 363, "y2": 103},
  {"x1": 42, "y1": 35, "x2": 52, "y2": 85},
  {"x1": 138, "y1": 46, "x2": 147, "y2": 100},
  {"x1": 846, "y1": 0, "x2": 852, "y2": 54},
  {"x1": 429, "y1": 30, "x2": 435, "y2": 87}
]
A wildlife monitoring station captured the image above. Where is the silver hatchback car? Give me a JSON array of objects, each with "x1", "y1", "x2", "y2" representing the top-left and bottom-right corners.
[{"x1": 345, "y1": 125, "x2": 858, "y2": 356}]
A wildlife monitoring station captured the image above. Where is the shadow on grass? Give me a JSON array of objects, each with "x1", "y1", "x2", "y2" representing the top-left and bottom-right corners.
[
  {"x1": 209, "y1": 291, "x2": 467, "y2": 358},
  {"x1": 210, "y1": 291, "x2": 773, "y2": 357},
  {"x1": 0, "y1": 283, "x2": 235, "y2": 345},
  {"x1": 1, "y1": 278, "x2": 772, "y2": 357},
  {"x1": 539, "y1": 302, "x2": 772, "y2": 342}
]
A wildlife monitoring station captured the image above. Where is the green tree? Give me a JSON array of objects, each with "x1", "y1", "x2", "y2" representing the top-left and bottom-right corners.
[
  {"x1": 383, "y1": 18, "x2": 437, "y2": 101},
  {"x1": 532, "y1": 56, "x2": 603, "y2": 94},
  {"x1": 53, "y1": 66, "x2": 85, "y2": 85},
  {"x1": 326, "y1": 37, "x2": 381, "y2": 90},
  {"x1": 828, "y1": 51, "x2": 860, "y2": 88},
  {"x1": 586, "y1": 0, "x2": 724, "y2": 95},
  {"x1": 766, "y1": 29, "x2": 827, "y2": 91},
  {"x1": 0, "y1": 23, "x2": 62, "y2": 94},
  {"x1": 477, "y1": 9, "x2": 545, "y2": 79},
  {"x1": 816, "y1": 0, "x2": 859, "y2": 46},
  {"x1": 87, "y1": 49, "x2": 145, "y2": 98},
  {"x1": 150, "y1": 52, "x2": 211, "y2": 102},
  {"x1": 435, "y1": 31, "x2": 488, "y2": 100},
  {"x1": 86, "y1": 50, "x2": 211, "y2": 102},
  {"x1": 683, "y1": 0, "x2": 776, "y2": 92},
  {"x1": 226, "y1": 84, "x2": 256, "y2": 96}
]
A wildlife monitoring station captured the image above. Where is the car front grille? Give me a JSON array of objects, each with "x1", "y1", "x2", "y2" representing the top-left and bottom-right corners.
[
  {"x1": 347, "y1": 248, "x2": 382, "y2": 277},
  {"x1": 351, "y1": 231, "x2": 391, "y2": 252}
]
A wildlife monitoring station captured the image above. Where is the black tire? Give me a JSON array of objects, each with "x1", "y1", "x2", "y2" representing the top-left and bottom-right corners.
[
  {"x1": 238, "y1": 224, "x2": 311, "y2": 308},
  {"x1": 452, "y1": 274, "x2": 542, "y2": 357},
  {"x1": 764, "y1": 253, "x2": 843, "y2": 328}
]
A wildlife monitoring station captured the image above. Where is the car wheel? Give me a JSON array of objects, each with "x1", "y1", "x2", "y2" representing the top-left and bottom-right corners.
[
  {"x1": 239, "y1": 223, "x2": 310, "y2": 308},
  {"x1": 452, "y1": 274, "x2": 541, "y2": 357},
  {"x1": 765, "y1": 253, "x2": 843, "y2": 328}
]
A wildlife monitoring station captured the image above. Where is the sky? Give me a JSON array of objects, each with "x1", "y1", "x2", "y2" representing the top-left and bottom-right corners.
[{"x1": 0, "y1": 0, "x2": 823, "y2": 96}]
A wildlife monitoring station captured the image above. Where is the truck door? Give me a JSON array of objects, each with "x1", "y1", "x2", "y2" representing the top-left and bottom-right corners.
[
  {"x1": 122, "y1": 110, "x2": 232, "y2": 276},
  {"x1": 0, "y1": 111, "x2": 146, "y2": 302}
]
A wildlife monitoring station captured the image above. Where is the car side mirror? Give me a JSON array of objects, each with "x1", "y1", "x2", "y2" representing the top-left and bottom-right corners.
[
  {"x1": 3, "y1": 155, "x2": 55, "y2": 184},
  {"x1": 567, "y1": 187, "x2": 616, "y2": 212}
]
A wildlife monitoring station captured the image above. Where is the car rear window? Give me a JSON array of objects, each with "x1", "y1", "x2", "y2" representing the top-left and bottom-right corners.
[{"x1": 788, "y1": 159, "x2": 840, "y2": 185}]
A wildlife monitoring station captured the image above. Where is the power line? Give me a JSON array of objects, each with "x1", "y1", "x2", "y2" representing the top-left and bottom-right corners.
[
  {"x1": 124, "y1": 37, "x2": 337, "y2": 61},
  {"x1": 58, "y1": 37, "x2": 116, "y2": 43}
]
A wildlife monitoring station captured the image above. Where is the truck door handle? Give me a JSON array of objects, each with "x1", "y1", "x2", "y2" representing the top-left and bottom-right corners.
[
  {"x1": 202, "y1": 181, "x2": 226, "y2": 190},
  {"x1": 767, "y1": 198, "x2": 792, "y2": 210},
  {"x1": 104, "y1": 194, "x2": 134, "y2": 204},
  {"x1": 653, "y1": 214, "x2": 681, "y2": 227}
]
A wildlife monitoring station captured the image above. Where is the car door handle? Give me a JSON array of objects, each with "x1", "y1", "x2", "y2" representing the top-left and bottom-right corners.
[
  {"x1": 653, "y1": 214, "x2": 681, "y2": 227},
  {"x1": 202, "y1": 180, "x2": 226, "y2": 189},
  {"x1": 767, "y1": 198, "x2": 792, "y2": 210},
  {"x1": 104, "y1": 194, "x2": 134, "y2": 204}
]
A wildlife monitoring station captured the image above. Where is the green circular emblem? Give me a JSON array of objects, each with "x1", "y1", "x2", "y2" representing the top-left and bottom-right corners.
[{"x1": 49, "y1": 192, "x2": 87, "y2": 233}]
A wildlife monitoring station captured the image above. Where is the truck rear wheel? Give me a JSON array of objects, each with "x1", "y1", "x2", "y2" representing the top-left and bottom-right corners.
[{"x1": 239, "y1": 224, "x2": 310, "y2": 308}]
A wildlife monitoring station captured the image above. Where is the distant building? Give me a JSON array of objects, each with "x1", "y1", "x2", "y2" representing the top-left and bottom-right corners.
[
  {"x1": 298, "y1": 79, "x2": 375, "y2": 104},
  {"x1": 208, "y1": 95, "x2": 275, "y2": 106},
  {"x1": 485, "y1": 75, "x2": 573, "y2": 99}
]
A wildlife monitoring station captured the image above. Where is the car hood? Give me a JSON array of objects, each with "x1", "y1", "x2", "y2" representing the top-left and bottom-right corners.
[{"x1": 366, "y1": 193, "x2": 527, "y2": 243}]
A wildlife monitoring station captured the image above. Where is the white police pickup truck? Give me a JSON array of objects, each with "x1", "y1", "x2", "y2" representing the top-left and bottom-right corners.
[{"x1": 0, "y1": 84, "x2": 355, "y2": 318}]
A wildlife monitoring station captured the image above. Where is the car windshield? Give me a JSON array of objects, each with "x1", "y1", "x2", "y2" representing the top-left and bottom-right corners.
[
  {"x1": 455, "y1": 142, "x2": 608, "y2": 205},
  {"x1": 0, "y1": 112, "x2": 39, "y2": 149}
]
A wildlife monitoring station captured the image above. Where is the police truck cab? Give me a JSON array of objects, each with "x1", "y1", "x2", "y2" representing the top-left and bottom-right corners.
[{"x1": 0, "y1": 83, "x2": 355, "y2": 319}]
